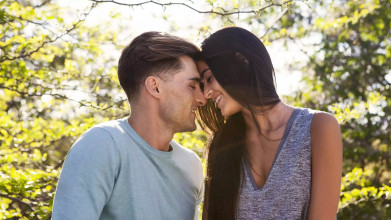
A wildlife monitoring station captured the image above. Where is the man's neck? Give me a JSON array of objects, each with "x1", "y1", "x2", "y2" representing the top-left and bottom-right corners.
[{"x1": 127, "y1": 111, "x2": 174, "y2": 152}]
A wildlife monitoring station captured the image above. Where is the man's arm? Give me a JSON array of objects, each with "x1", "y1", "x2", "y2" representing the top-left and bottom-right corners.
[
  {"x1": 52, "y1": 127, "x2": 119, "y2": 220},
  {"x1": 194, "y1": 160, "x2": 204, "y2": 220}
]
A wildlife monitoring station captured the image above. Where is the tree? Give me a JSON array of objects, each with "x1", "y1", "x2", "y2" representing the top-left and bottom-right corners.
[
  {"x1": 1, "y1": 0, "x2": 291, "y2": 218},
  {"x1": 310, "y1": 1, "x2": 391, "y2": 217},
  {"x1": 2, "y1": 0, "x2": 390, "y2": 219},
  {"x1": 270, "y1": 0, "x2": 391, "y2": 218},
  {"x1": 0, "y1": 0, "x2": 126, "y2": 218}
]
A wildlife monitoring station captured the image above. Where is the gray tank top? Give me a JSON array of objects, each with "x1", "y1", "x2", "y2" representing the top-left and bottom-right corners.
[{"x1": 237, "y1": 108, "x2": 316, "y2": 220}]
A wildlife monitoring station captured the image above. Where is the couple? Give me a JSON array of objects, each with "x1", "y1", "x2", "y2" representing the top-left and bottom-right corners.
[{"x1": 52, "y1": 27, "x2": 342, "y2": 220}]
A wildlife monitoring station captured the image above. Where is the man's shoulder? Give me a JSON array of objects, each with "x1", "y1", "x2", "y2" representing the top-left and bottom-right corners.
[
  {"x1": 170, "y1": 140, "x2": 202, "y2": 164},
  {"x1": 74, "y1": 118, "x2": 129, "y2": 149},
  {"x1": 80, "y1": 118, "x2": 126, "y2": 139},
  {"x1": 170, "y1": 140, "x2": 204, "y2": 193},
  {"x1": 93, "y1": 118, "x2": 125, "y2": 132}
]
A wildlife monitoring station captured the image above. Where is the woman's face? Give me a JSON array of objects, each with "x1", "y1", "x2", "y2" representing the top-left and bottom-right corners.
[{"x1": 197, "y1": 61, "x2": 243, "y2": 118}]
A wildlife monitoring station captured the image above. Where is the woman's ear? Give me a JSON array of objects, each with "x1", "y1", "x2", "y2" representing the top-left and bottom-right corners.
[{"x1": 144, "y1": 76, "x2": 161, "y2": 98}]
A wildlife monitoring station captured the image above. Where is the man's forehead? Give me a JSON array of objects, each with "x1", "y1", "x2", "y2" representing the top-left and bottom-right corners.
[
  {"x1": 175, "y1": 59, "x2": 201, "y2": 81},
  {"x1": 188, "y1": 76, "x2": 201, "y2": 83},
  {"x1": 186, "y1": 59, "x2": 202, "y2": 75},
  {"x1": 185, "y1": 68, "x2": 202, "y2": 82}
]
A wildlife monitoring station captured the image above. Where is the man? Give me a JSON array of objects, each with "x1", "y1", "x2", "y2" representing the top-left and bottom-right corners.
[{"x1": 52, "y1": 32, "x2": 206, "y2": 219}]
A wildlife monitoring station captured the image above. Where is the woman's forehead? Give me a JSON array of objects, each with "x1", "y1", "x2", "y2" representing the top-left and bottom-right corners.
[{"x1": 196, "y1": 61, "x2": 211, "y2": 78}]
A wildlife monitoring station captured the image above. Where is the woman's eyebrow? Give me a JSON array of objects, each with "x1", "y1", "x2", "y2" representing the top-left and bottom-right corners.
[{"x1": 200, "y1": 68, "x2": 211, "y2": 78}]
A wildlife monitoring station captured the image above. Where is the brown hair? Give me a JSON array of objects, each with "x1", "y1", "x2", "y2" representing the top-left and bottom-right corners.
[{"x1": 118, "y1": 31, "x2": 200, "y2": 103}]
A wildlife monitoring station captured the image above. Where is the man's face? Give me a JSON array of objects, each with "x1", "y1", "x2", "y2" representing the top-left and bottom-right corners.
[{"x1": 158, "y1": 56, "x2": 206, "y2": 132}]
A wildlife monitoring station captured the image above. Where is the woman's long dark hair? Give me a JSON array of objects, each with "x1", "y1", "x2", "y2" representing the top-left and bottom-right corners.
[{"x1": 198, "y1": 27, "x2": 280, "y2": 220}]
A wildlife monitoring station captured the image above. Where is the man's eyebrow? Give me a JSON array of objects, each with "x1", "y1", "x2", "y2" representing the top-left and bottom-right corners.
[{"x1": 188, "y1": 77, "x2": 201, "y2": 83}]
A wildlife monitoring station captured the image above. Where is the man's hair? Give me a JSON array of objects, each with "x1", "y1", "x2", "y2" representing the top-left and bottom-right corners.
[{"x1": 118, "y1": 31, "x2": 200, "y2": 103}]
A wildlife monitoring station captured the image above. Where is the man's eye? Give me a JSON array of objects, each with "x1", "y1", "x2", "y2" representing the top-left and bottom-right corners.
[
  {"x1": 207, "y1": 76, "x2": 212, "y2": 83},
  {"x1": 190, "y1": 85, "x2": 196, "y2": 89}
]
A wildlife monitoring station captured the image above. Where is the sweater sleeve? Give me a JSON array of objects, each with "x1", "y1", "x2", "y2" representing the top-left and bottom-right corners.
[
  {"x1": 52, "y1": 127, "x2": 120, "y2": 220},
  {"x1": 194, "y1": 158, "x2": 205, "y2": 220}
]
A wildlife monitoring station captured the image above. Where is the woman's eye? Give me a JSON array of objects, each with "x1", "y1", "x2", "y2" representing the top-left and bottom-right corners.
[
  {"x1": 207, "y1": 76, "x2": 212, "y2": 83},
  {"x1": 190, "y1": 85, "x2": 196, "y2": 89}
]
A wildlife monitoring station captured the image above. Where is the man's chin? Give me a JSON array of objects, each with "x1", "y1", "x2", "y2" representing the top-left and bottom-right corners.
[{"x1": 177, "y1": 123, "x2": 197, "y2": 133}]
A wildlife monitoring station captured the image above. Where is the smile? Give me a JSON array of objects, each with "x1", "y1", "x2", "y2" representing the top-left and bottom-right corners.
[{"x1": 216, "y1": 95, "x2": 222, "y2": 105}]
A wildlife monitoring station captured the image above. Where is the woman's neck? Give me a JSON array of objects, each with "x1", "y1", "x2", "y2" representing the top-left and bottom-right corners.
[
  {"x1": 242, "y1": 102, "x2": 295, "y2": 168},
  {"x1": 241, "y1": 102, "x2": 294, "y2": 132}
]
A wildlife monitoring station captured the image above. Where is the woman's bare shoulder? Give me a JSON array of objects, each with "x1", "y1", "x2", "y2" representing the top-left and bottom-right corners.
[{"x1": 310, "y1": 111, "x2": 342, "y2": 150}]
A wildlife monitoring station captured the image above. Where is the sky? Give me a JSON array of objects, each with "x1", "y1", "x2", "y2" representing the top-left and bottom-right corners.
[{"x1": 58, "y1": 0, "x2": 306, "y2": 96}]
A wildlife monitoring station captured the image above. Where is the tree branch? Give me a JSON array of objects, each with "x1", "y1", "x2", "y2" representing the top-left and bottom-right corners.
[
  {"x1": 33, "y1": 0, "x2": 52, "y2": 8},
  {"x1": 0, "y1": 85, "x2": 125, "y2": 111},
  {"x1": 89, "y1": 0, "x2": 296, "y2": 16},
  {"x1": 0, "y1": 3, "x2": 96, "y2": 62},
  {"x1": 339, "y1": 194, "x2": 390, "y2": 210},
  {"x1": 260, "y1": 7, "x2": 288, "y2": 38},
  {"x1": 0, "y1": 193, "x2": 34, "y2": 211}
]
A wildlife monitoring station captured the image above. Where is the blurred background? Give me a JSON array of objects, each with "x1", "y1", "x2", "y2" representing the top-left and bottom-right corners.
[{"x1": 0, "y1": 0, "x2": 390, "y2": 219}]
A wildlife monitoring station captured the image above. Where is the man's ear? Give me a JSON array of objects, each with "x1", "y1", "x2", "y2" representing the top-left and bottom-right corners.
[{"x1": 144, "y1": 76, "x2": 161, "y2": 98}]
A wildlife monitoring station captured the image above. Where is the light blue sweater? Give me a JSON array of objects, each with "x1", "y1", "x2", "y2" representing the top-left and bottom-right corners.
[{"x1": 52, "y1": 118, "x2": 204, "y2": 220}]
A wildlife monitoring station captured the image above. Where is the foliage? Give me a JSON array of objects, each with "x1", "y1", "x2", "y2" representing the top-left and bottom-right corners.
[
  {"x1": 277, "y1": 0, "x2": 391, "y2": 218},
  {"x1": 339, "y1": 168, "x2": 391, "y2": 218},
  {"x1": 1, "y1": 0, "x2": 390, "y2": 219},
  {"x1": 0, "y1": 0, "x2": 125, "y2": 218}
]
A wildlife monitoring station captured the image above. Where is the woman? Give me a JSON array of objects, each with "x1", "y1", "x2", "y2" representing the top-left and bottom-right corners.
[{"x1": 197, "y1": 27, "x2": 342, "y2": 220}]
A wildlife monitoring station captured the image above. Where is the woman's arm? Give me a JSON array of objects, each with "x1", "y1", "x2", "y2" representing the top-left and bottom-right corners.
[{"x1": 307, "y1": 112, "x2": 343, "y2": 220}]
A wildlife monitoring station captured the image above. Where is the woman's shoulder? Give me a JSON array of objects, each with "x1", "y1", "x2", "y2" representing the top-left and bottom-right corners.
[
  {"x1": 311, "y1": 110, "x2": 339, "y2": 130},
  {"x1": 292, "y1": 107, "x2": 340, "y2": 139},
  {"x1": 309, "y1": 110, "x2": 342, "y2": 151},
  {"x1": 294, "y1": 107, "x2": 336, "y2": 121},
  {"x1": 293, "y1": 107, "x2": 320, "y2": 115}
]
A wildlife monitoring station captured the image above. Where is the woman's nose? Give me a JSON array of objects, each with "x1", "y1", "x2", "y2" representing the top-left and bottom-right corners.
[{"x1": 204, "y1": 89, "x2": 213, "y2": 99}]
